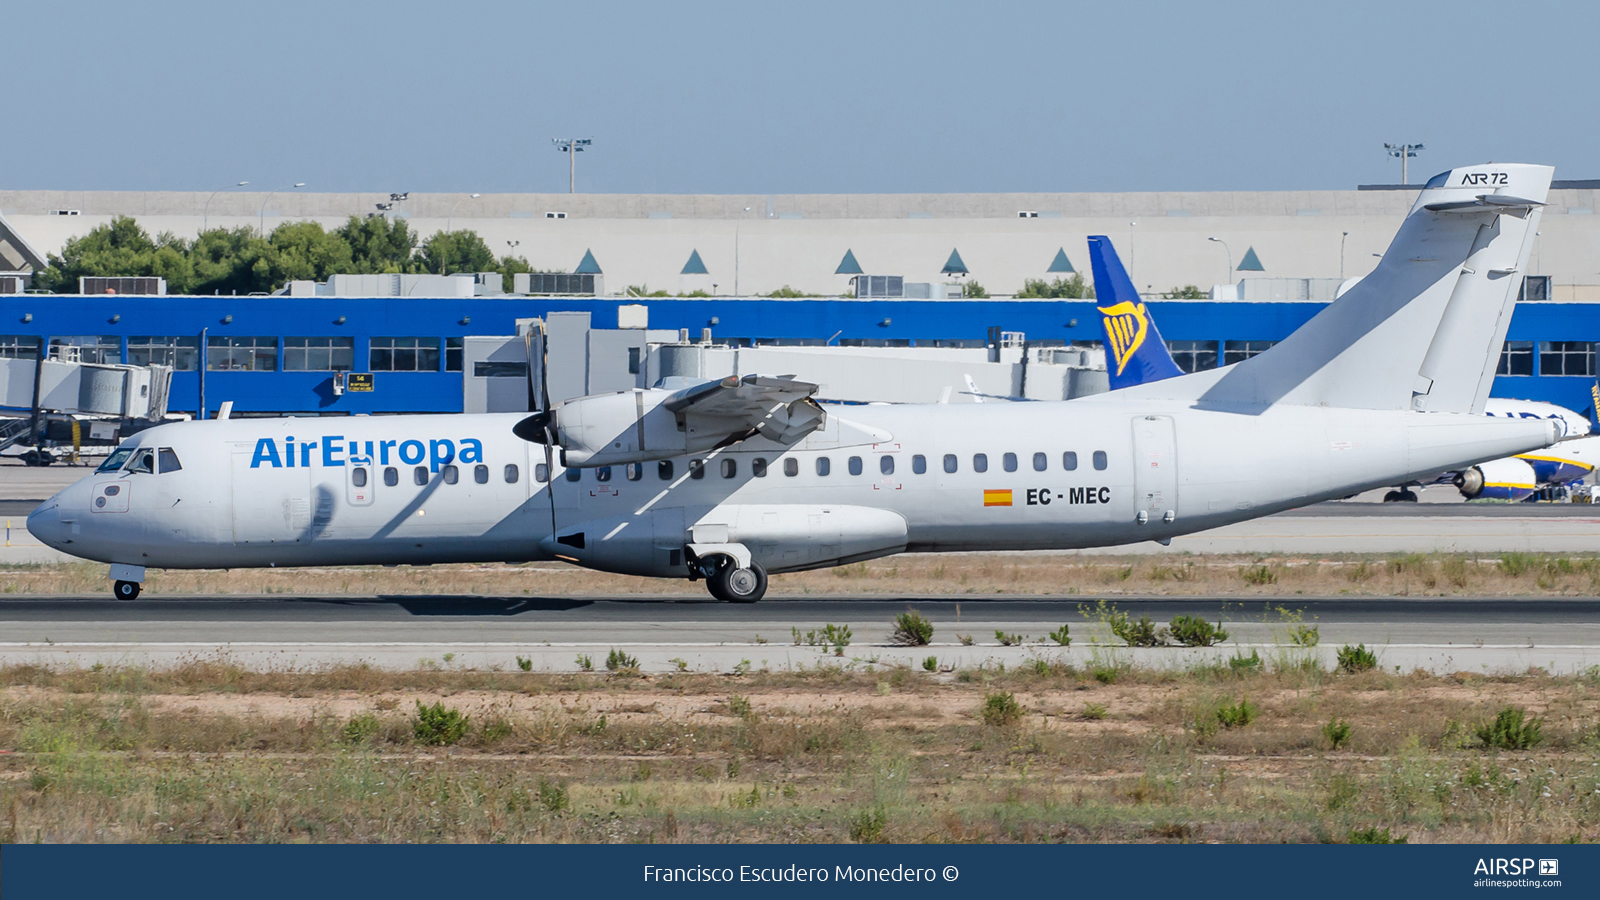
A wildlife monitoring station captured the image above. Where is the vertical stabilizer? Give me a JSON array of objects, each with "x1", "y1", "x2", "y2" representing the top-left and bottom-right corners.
[{"x1": 1087, "y1": 236, "x2": 1184, "y2": 390}]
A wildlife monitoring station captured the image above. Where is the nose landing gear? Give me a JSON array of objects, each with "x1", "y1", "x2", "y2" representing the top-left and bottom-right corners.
[
  {"x1": 108, "y1": 563, "x2": 146, "y2": 601},
  {"x1": 113, "y1": 580, "x2": 141, "y2": 601}
]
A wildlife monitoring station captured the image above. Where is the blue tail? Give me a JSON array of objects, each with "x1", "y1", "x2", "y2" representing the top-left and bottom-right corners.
[{"x1": 1086, "y1": 236, "x2": 1184, "y2": 390}]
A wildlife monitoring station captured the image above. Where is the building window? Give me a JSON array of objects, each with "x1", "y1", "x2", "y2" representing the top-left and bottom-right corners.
[
  {"x1": 627, "y1": 347, "x2": 641, "y2": 375},
  {"x1": 1223, "y1": 340, "x2": 1277, "y2": 366},
  {"x1": 1498, "y1": 341, "x2": 1533, "y2": 376},
  {"x1": 207, "y1": 336, "x2": 277, "y2": 371},
  {"x1": 129, "y1": 336, "x2": 197, "y2": 370},
  {"x1": 1519, "y1": 275, "x2": 1551, "y2": 302},
  {"x1": 0, "y1": 336, "x2": 42, "y2": 360},
  {"x1": 369, "y1": 336, "x2": 441, "y2": 372},
  {"x1": 1167, "y1": 340, "x2": 1218, "y2": 373},
  {"x1": 283, "y1": 336, "x2": 354, "y2": 371},
  {"x1": 1093, "y1": 451, "x2": 1108, "y2": 471},
  {"x1": 51, "y1": 335, "x2": 121, "y2": 364},
  {"x1": 446, "y1": 337, "x2": 463, "y2": 372},
  {"x1": 1539, "y1": 341, "x2": 1594, "y2": 376}
]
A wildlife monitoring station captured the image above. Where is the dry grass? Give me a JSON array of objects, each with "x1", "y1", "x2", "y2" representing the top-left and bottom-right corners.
[
  {"x1": 2, "y1": 659, "x2": 1600, "y2": 843},
  {"x1": 7, "y1": 551, "x2": 1600, "y2": 598}
]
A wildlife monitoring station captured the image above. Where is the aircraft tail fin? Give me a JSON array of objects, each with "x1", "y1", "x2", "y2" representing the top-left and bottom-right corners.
[
  {"x1": 1087, "y1": 236, "x2": 1184, "y2": 390},
  {"x1": 1117, "y1": 164, "x2": 1552, "y2": 413}
]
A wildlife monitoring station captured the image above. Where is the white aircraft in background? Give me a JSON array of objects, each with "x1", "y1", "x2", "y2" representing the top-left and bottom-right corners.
[
  {"x1": 30, "y1": 164, "x2": 1564, "y2": 602},
  {"x1": 1085, "y1": 232, "x2": 1598, "y2": 502}
]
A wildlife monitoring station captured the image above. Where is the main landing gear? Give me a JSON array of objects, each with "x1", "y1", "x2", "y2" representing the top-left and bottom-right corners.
[
  {"x1": 693, "y1": 553, "x2": 769, "y2": 603},
  {"x1": 1382, "y1": 488, "x2": 1419, "y2": 502}
]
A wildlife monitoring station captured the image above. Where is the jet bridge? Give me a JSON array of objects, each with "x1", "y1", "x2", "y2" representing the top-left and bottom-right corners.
[{"x1": 0, "y1": 355, "x2": 172, "y2": 463}]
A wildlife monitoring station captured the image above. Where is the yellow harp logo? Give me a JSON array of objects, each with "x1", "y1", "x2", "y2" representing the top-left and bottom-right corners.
[{"x1": 1097, "y1": 301, "x2": 1150, "y2": 376}]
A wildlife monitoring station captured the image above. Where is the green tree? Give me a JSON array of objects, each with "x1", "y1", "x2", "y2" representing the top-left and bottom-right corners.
[
  {"x1": 495, "y1": 254, "x2": 534, "y2": 293},
  {"x1": 1014, "y1": 274, "x2": 1094, "y2": 299},
  {"x1": 963, "y1": 279, "x2": 989, "y2": 298},
  {"x1": 263, "y1": 221, "x2": 356, "y2": 287},
  {"x1": 417, "y1": 229, "x2": 496, "y2": 275},
  {"x1": 335, "y1": 215, "x2": 418, "y2": 273},
  {"x1": 188, "y1": 227, "x2": 274, "y2": 295},
  {"x1": 37, "y1": 216, "x2": 162, "y2": 293},
  {"x1": 1161, "y1": 284, "x2": 1207, "y2": 299}
]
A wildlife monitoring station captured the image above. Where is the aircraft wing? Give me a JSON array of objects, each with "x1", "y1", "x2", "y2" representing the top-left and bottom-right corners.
[{"x1": 665, "y1": 375, "x2": 825, "y2": 445}]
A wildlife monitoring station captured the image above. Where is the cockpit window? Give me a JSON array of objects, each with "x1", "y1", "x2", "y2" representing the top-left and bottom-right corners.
[
  {"x1": 96, "y1": 448, "x2": 134, "y2": 473},
  {"x1": 158, "y1": 448, "x2": 182, "y2": 473},
  {"x1": 128, "y1": 449, "x2": 156, "y2": 474}
]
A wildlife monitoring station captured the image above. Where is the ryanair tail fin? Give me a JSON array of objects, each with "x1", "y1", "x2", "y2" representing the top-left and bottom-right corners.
[{"x1": 1087, "y1": 235, "x2": 1184, "y2": 390}]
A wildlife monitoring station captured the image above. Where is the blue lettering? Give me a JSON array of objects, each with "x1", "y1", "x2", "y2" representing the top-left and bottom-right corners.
[
  {"x1": 460, "y1": 438, "x2": 483, "y2": 463},
  {"x1": 301, "y1": 441, "x2": 315, "y2": 467},
  {"x1": 323, "y1": 435, "x2": 346, "y2": 467},
  {"x1": 399, "y1": 440, "x2": 425, "y2": 465},
  {"x1": 285, "y1": 437, "x2": 295, "y2": 468},
  {"x1": 430, "y1": 439, "x2": 456, "y2": 472},
  {"x1": 380, "y1": 439, "x2": 397, "y2": 465},
  {"x1": 250, "y1": 438, "x2": 283, "y2": 468}
]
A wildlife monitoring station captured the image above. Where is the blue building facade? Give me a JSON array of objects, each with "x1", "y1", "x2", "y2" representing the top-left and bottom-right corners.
[{"x1": 0, "y1": 294, "x2": 1593, "y2": 417}]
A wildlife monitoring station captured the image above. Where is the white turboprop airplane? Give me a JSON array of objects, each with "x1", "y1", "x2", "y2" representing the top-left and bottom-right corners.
[{"x1": 29, "y1": 164, "x2": 1566, "y2": 603}]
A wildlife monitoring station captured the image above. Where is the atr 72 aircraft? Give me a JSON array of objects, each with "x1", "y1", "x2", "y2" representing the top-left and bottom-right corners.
[
  {"x1": 29, "y1": 164, "x2": 1566, "y2": 603},
  {"x1": 1084, "y1": 233, "x2": 1599, "y2": 502}
]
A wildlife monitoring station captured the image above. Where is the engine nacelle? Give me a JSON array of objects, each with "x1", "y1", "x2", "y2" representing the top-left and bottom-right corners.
[{"x1": 1455, "y1": 456, "x2": 1537, "y2": 501}]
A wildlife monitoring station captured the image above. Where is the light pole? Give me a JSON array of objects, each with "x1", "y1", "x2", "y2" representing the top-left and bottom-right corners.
[
  {"x1": 1384, "y1": 142, "x2": 1424, "y2": 184},
  {"x1": 1207, "y1": 236, "x2": 1232, "y2": 285},
  {"x1": 259, "y1": 183, "x2": 305, "y2": 238},
  {"x1": 203, "y1": 181, "x2": 248, "y2": 233},
  {"x1": 734, "y1": 206, "x2": 751, "y2": 296},
  {"x1": 447, "y1": 193, "x2": 481, "y2": 232},
  {"x1": 553, "y1": 139, "x2": 592, "y2": 193},
  {"x1": 1340, "y1": 231, "x2": 1350, "y2": 280},
  {"x1": 1128, "y1": 221, "x2": 1137, "y2": 284}
]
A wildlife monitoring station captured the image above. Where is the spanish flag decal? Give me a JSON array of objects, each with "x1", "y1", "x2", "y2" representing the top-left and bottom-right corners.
[{"x1": 983, "y1": 489, "x2": 1013, "y2": 507}]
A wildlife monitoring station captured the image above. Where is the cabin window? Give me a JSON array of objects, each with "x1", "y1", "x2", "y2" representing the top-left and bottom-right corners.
[
  {"x1": 943, "y1": 454, "x2": 957, "y2": 473},
  {"x1": 506, "y1": 464, "x2": 521, "y2": 483},
  {"x1": 625, "y1": 463, "x2": 642, "y2": 481},
  {"x1": 880, "y1": 455, "x2": 895, "y2": 475},
  {"x1": 658, "y1": 460, "x2": 674, "y2": 480},
  {"x1": 534, "y1": 463, "x2": 548, "y2": 483},
  {"x1": 912, "y1": 454, "x2": 926, "y2": 474},
  {"x1": 689, "y1": 460, "x2": 705, "y2": 480},
  {"x1": 384, "y1": 466, "x2": 399, "y2": 486},
  {"x1": 414, "y1": 466, "x2": 429, "y2": 485},
  {"x1": 973, "y1": 453, "x2": 988, "y2": 473},
  {"x1": 784, "y1": 457, "x2": 799, "y2": 477},
  {"x1": 848, "y1": 456, "x2": 863, "y2": 476},
  {"x1": 816, "y1": 457, "x2": 830, "y2": 476},
  {"x1": 565, "y1": 468, "x2": 581, "y2": 482},
  {"x1": 595, "y1": 466, "x2": 612, "y2": 482},
  {"x1": 752, "y1": 458, "x2": 768, "y2": 477},
  {"x1": 1003, "y1": 452, "x2": 1018, "y2": 472},
  {"x1": 440, "y1": 465, "x2": 457, "y2": 486},
  {"x1": 473, "y1": 464, "x2": 489, "y2": 484},
  {"x1": 720, "y1": 458, "x2": 737, "y2": 478},
  {"x1": 1093, "y1": 450, "x2": 1108, "y2": 471},
  {"x1": 1063, "y1": 452, "x2": 1078, "y2": 471},
  {"x1": 129, "y1": 450, "x2": 155, "y2": 474},
  {"x1": 351, "y1": 467, "x2": 368, "y2": 488},
  {"x1": 158, "y1": 448, "x2": 183, "y2": 473},
  {"x1": 1032, "y1": 452, "x2": 1047, "y2": 472}
]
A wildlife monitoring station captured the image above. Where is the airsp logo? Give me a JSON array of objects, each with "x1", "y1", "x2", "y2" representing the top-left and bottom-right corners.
[
  {"x1": 1097, "y1": 301, "x2": 1151, "y2": 377},
  {"x1": 1473, "y1": 858, "x2": 1550, "y2": 876},
  {"x1": 1539, "y1": 859, "x2": 1559, "y2": 876}
]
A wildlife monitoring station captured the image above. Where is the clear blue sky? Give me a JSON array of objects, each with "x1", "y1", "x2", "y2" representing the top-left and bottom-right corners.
[{"x1": 9, "y1": 0, "x2": 1591, "y2": 194}]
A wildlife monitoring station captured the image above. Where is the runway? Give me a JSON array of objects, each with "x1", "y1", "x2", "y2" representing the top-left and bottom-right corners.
[{"x1": 1, "y1": 594, "x2": 1596, "y2": 675}]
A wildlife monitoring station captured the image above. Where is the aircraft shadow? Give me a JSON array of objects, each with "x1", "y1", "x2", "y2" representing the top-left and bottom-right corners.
[{"x1": 375, "y1": 595, "x2": 595, "y2": 616}]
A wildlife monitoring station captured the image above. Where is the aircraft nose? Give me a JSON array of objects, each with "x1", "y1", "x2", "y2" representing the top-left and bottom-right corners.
[{"x1": 25, "y1": 499, "x2": 61, "y2": 548}]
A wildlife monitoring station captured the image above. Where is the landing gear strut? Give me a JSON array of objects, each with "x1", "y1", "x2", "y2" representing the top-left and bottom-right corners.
[
  {"x1": 701, "y1": 556, "x2": 768, "y2": 603},
  {"x1": 113, "y1": 580, "x2": 141, "y2": 601},
  {"x1": 1382, "y1": 488, "x2": 1419, "y2": 503}
]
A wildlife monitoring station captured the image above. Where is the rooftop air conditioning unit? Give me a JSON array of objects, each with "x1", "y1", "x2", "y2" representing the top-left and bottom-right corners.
[
  {"x1": 514, "y1": 272, "x2": 601, "y2": 295},
  {"x1": 853, "y1": 275, "x2": 904, "y2": 298},
  {"x1": 80, "y1": 276, "x2": 166, "y2": 295}
]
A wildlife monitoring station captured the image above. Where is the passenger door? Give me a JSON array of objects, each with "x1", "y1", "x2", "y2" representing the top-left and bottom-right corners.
[
  {"x1": 1131, "y1": 415, "x2": 1177, "y2": 525},
  {"x1": 231, "y1": 450, "x2": 313, "y2": 544}
]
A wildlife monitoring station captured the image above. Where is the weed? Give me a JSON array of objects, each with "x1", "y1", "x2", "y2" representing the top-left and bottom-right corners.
[
  {"x1": 575, "y1": 654, "x2": 594, "y2": 672},
  {"x1": 1241, "y1": 565, "x2": 1277, "y2": 586},
  {"x1": 728, "y1": 694, "x2": 753, "y2": 718},
  {"x1": 1348, "y1": 826, "x2": 1406, "y2": 844},
  {"x1": 1228, "y1": 650, "x2": 1263, "y2": 672},
  {"x1": 1169, "y1": 615, "x2": 1229, "y2": 647},
  {"x1": 822, "y1": 624, "x2": 852, "y2": 651},
  {"x1": 890, "y1": 610, "x2": 934, "y2": 646},
  {"x1": 1322, "y1": 717, "x2": 1353, "y2": 750},
  {"x1": 1215, "y1": 698, "x2": 1258, "y2": 729},
  {"x1": 995, "y1": 630, "x2": 1024, "y2": 646},
  {"x1": 957, "y1": 634, "x2": 974, "y2": 646},
  {"x1": 1085, "y1": 601, "x2": 1168, "y2": 647},
  {"x1": 1346, "y1": 561, "x2": 1373, "y2": 582},
  {"x1": 1082, "y1": 702, "x2": 1109, "y2": 720},
  {"x1": 1499, "y1": 552, "x2": 1536, "y2": 578},
  {"x1": 669, "y1": 658, "x2": 689, "y2": 673},
  {"x1": 538, "y1": 777, "x2": 570, "y2": 813},
  {"x1": 1474, "y1": 706, "x2": 1544, "y2": 750},
  {"x1": 412, "y1": 701, "x2": 470, "y2": 746},
  {"x1": 1049, "y1": 624, "x2": 1072, "y2": 647},
  {"x1": 849, "y1": 806, "x2": 888, "y2": 843},
  {"x1": 1289, "y1": 625, "x2": 1320, "y2": 647},
  {"x1": 1336, "y1": 644, "x2": 1378, "y2": 674},
  {"x1": 1439, "y1": 556, "x2": 1471, "y2": 589},
  {"x1": 606, "y1": 648, "x2": 640, "y2": 672},
  {"x1": 479, "y1": 717, "x2": 515, "y2": 743},
  {"x1": 516, "y1": 656, "x2": 533, "y2": 672},
  {"x1": 922, "y1": 656, "x2": 938, "y2": 672},
  {"x1": 340, "y1": 712, "x2": 380, "y2": 745},
  {"x1": 981, "y1": 691, "x2": 1023, "y2": 726},
  {"x1": 731, "y1": 659, "x2": 752, "y2": 676}
]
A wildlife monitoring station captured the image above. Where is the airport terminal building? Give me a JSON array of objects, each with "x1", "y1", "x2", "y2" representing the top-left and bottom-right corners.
[{"x1": 1, "y1": 182, "x2": 1598, "y2": 419}]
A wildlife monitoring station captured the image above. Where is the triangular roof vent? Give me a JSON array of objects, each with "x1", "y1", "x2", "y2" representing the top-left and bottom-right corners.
[
  {"x1": 1047, "y1": 248, "x2": 1075, "y2": 273},
  {"x1": 835, "y1": 249, "x2": 863, "y2": 275},
  {"x1": 680, "y1": 249, "x2": 708, "y2": 275},
  {"x1": 941, "y1": 248, "x2": 968, "y2": 275},
  {"x1": 575, "y1": 249, "x2": 602, "y2": 274},
  {"x1": 1237, "y1": 246, "x2": 1265, "y2": 272}
]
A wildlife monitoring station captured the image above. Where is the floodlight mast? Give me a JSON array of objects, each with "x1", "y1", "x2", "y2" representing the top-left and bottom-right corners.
[
  {"x1": 553, "y1": 139, "x2": 593, "y2": 193},
  {"x1": 1384, "y1": 142, "x2": 1425, "y2": 184}
]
